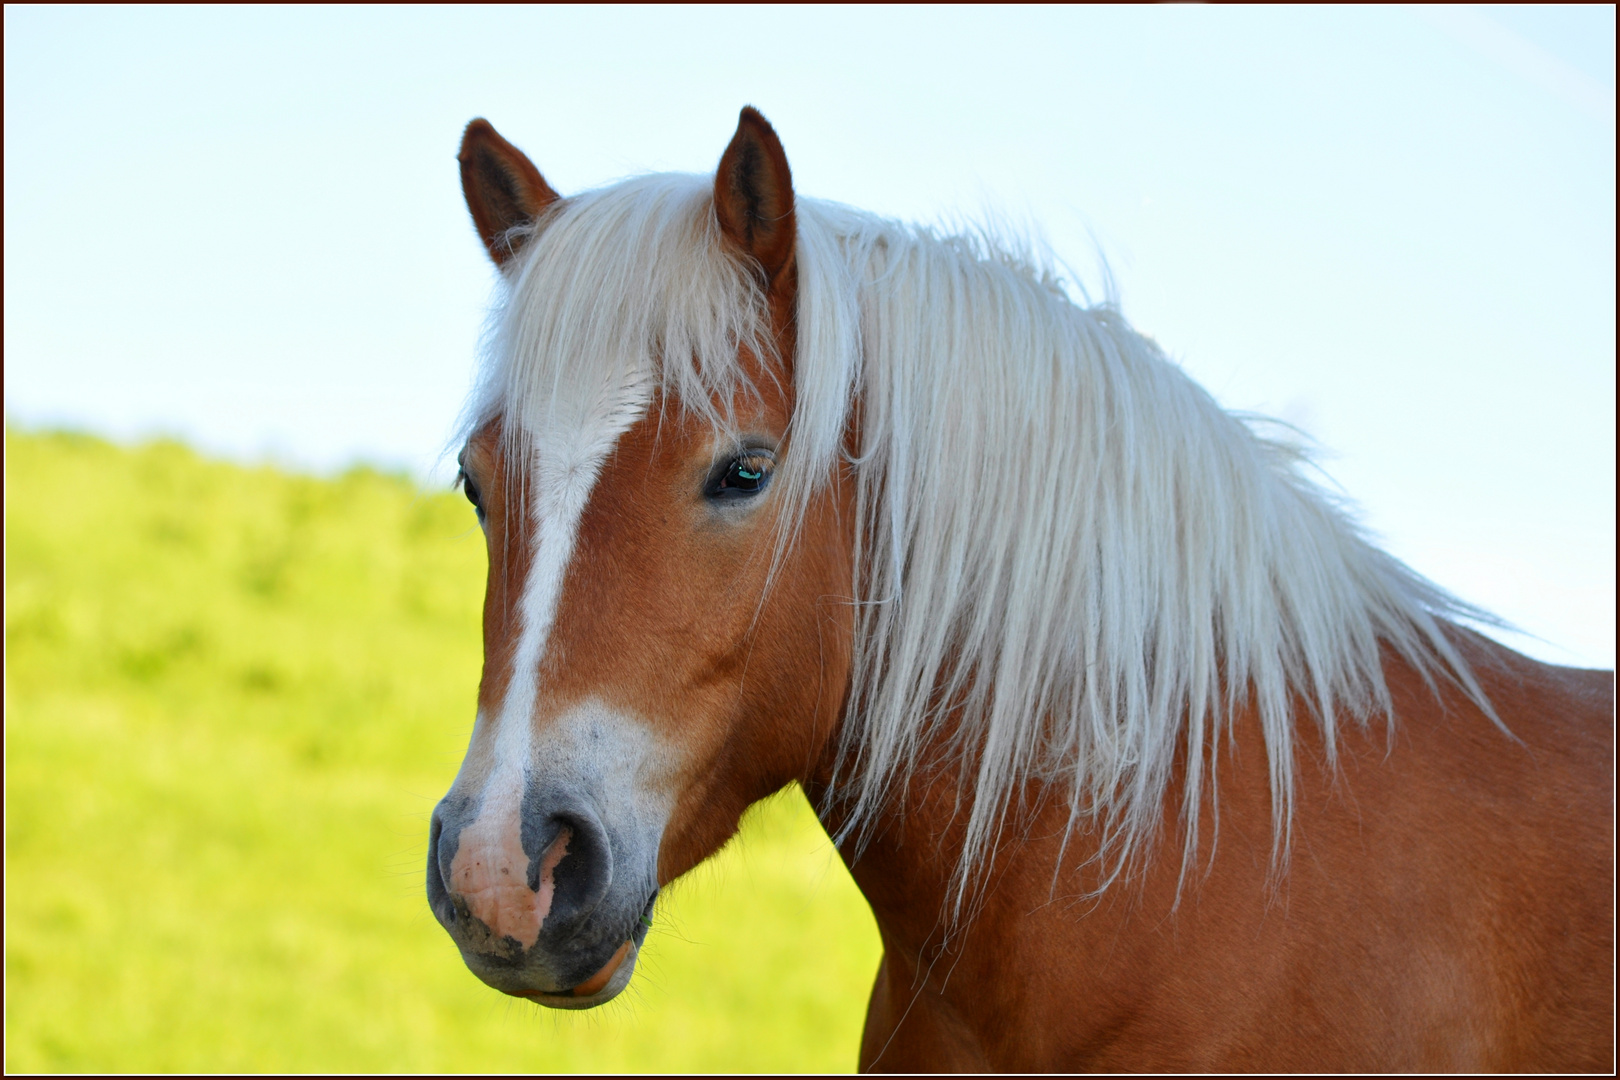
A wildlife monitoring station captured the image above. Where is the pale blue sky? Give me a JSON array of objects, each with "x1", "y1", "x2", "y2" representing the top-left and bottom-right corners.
[{"x1": 4, "y1": 6, "x2": 1613, "y2": 667}]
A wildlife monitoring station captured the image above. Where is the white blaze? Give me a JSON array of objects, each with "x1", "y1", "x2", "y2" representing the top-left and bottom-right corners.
[{"x1": 459, "y1": 372, "x2": 657, "y2": 828}]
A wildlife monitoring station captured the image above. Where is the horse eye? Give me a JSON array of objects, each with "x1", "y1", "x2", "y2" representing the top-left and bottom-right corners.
[
  {"x1": 706, "y1": 452, "x2": 775, "y2": 501},
  {"x1": 459, "y1": 469, "x2": 486, "y2": 523}
]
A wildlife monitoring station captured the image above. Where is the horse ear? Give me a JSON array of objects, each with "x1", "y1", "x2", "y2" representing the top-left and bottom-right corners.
[
  {"x1": 714, "y1": 107, "x2": 796, "y2": 287},
  {"x1": 458, "y1": 119, "x2": 559, "y2": 268}
]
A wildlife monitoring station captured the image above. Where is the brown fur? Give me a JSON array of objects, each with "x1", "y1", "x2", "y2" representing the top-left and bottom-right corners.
[
  {"x1": 714, "y1": 107, "x2": 797, "y2": 287},
  {"x1": 832, "y1": 639, "x2": 1613, "y2": 1071},
  {"x1": 458, "y1": 118, "x2": 559, "y2": 266},
  {"x1": 453, "y1": 112, "x2": 1615, "y2": 1070}
]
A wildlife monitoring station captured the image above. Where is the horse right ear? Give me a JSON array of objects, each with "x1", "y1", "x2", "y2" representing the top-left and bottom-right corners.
[
  {"x1": 458, "y1": 119, "x2": 560, "y2": 268},
  {"x1": 714, "y1": 107, "x2": 796, "y2": 288}
]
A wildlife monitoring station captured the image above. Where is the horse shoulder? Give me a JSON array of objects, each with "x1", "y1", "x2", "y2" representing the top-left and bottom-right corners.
[
  {"x1": 1226, "y1": 635, "x2": 1616, "y2": 1071},
  {"x1": 854, "y1": 634, "x2": 1612, "y2": 1071},
  {"x1": 1397, "y1": 634, "x2": 1615, "y2": 1070}
]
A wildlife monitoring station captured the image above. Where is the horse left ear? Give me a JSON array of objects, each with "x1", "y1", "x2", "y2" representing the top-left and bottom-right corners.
[
  {"x1": 714, "y1": 107, "x2": 796, "y2": 287},
  {"x1": 459, "y1": 118, "x2": 560, "y2": 268}
]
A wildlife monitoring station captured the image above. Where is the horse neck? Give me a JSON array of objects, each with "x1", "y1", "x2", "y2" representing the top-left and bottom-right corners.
[
  {"x1": 803, "y1": 674, "x2": 1288, "y2": 1065},
  {"x1": 800, "y1": 610, "x2": 1363, "y2": 991},
  {"x1": 804, "y1": 693, "x2": 1121, "y2": 964}
]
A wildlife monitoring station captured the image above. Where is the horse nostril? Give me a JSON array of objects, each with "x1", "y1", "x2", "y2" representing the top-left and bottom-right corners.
[
  {"x1": 523, "y1": 808, "x2": 614, "y2": 943},
  {"x1": 425, "y1": 806, "x2": 458, "y2": 926},
  {"x1": 527, "y1": 822, "x2": 572, "y2": 893}
]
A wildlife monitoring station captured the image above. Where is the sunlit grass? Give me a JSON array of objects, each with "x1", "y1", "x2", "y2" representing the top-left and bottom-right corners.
[{"x1": 4, "y1": 427, "x2": 881, "y2": 1072}]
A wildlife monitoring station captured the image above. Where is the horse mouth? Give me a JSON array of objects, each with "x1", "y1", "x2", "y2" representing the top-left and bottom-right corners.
[{"x1": 509, "y1": 939, "x2": 637, "y2": 1009}]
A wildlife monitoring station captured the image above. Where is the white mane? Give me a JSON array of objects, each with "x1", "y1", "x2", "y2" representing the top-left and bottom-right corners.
[{"x1": 467, "y1": 172, "x2": 1496, "y2": 910}]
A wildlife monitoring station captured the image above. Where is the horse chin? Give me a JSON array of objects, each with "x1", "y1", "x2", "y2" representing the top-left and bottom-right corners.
[
  {"x1": 506, "y1": 938, "x2": 640, "y2": 1010},
  {"x1": 456, "y1": 898, "x2": 655, "y2": 1009}
]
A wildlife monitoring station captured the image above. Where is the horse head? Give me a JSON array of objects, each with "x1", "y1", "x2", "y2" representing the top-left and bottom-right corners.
[{"x1": 427, "y1": 110, "x2": 851, "y2": 1006}]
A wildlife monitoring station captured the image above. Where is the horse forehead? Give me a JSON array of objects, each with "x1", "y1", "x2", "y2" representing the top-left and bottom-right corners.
[{"x1": 507, "y1": 364, "x2": 658, "y2": 526}]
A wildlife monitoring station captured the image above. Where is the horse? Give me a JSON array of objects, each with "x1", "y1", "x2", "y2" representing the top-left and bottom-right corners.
[{"x1": 425, "y1": 107, "x2": 1613, "y2": 1071}]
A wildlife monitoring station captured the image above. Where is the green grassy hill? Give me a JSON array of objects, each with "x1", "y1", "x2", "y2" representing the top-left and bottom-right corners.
[{"x1": 4, "y1": 428, "x2": 881, "y2": 1072}]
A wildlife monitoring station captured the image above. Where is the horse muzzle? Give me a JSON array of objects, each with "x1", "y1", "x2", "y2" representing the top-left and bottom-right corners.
[{"x1": 427, "y1": 787, "x2": 659, "y2": 1007}]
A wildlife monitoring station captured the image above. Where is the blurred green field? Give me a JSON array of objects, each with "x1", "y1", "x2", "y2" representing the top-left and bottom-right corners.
[{"x1": 4, "y1": 427, "x2": 882, "y2": 1072}]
